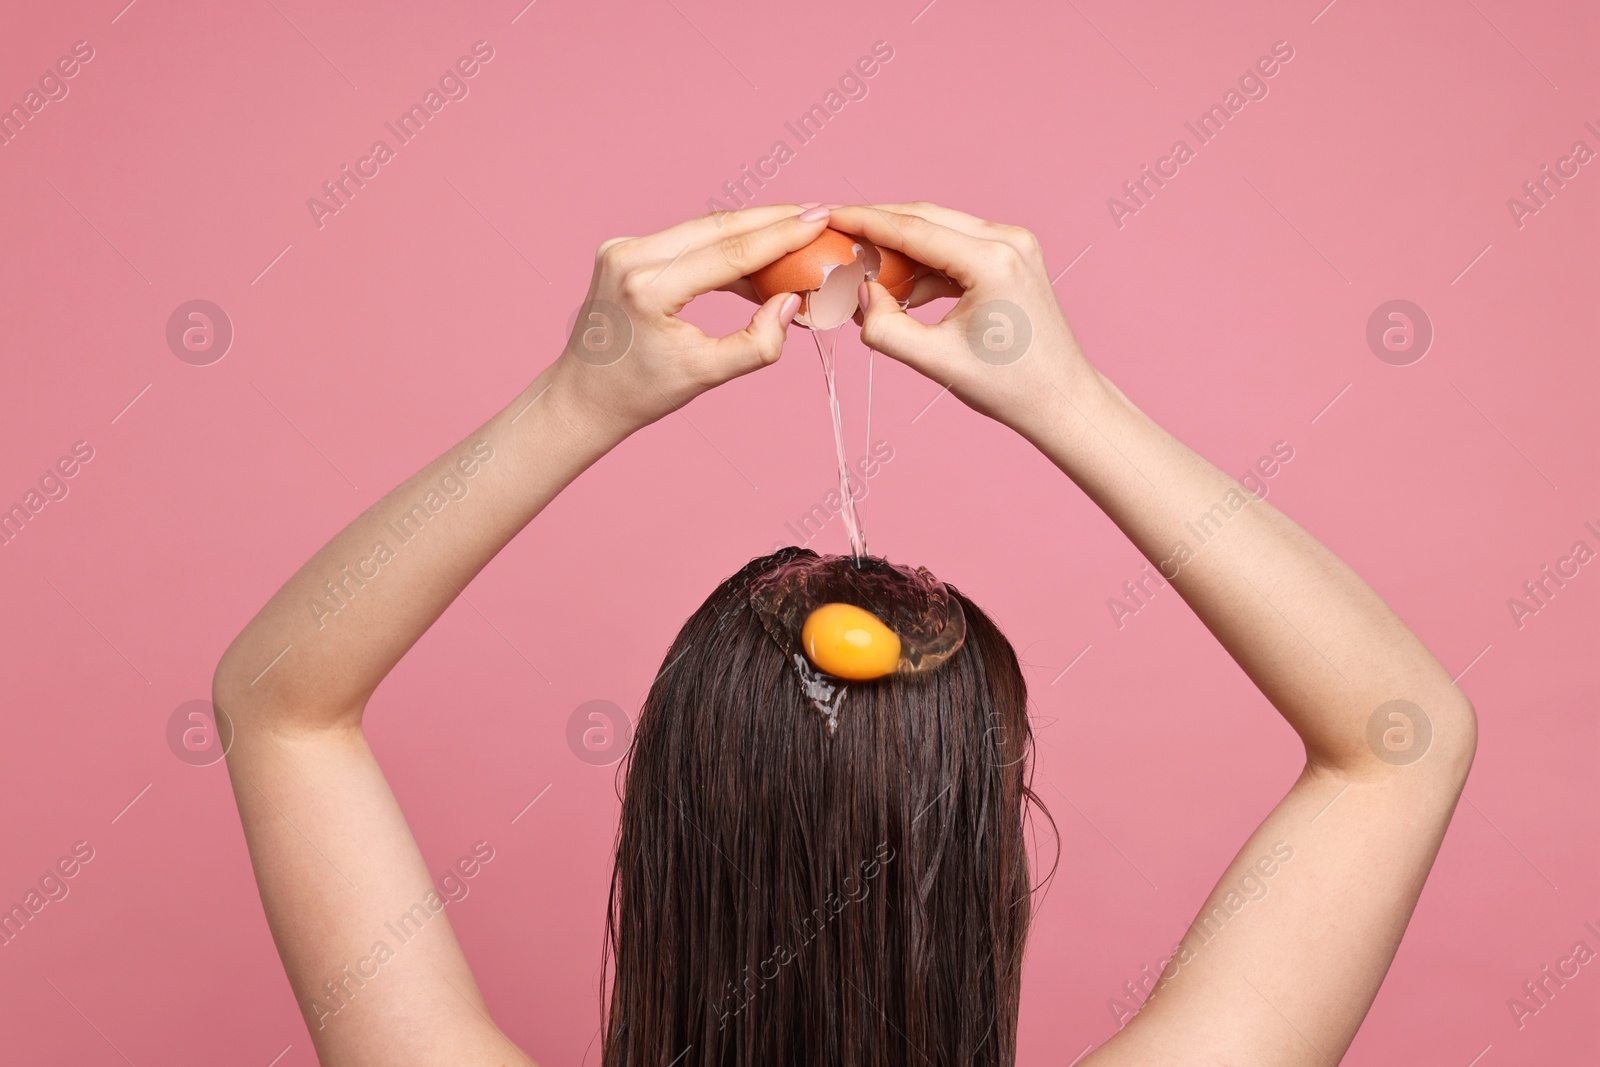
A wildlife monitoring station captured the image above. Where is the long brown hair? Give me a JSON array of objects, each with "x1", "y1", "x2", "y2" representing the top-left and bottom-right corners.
[{"x1": 601, "y1": 547, "x2": 1051, "y2": 1066}]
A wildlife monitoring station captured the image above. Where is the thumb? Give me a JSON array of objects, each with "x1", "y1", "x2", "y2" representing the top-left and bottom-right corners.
[
  {"x1": 856, "y1": 279, "x2": 937, "y2": 372},
  {"x1": 713, "y1": 291, "x2": 800, "y2": 376}
]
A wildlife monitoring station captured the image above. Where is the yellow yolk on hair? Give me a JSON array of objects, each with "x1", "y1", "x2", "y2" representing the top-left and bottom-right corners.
[{"x1": 801, "y1": 603, "x2": 901, "y2": 680}]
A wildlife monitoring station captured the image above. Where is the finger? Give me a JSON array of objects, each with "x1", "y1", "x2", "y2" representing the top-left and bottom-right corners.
[
  {"x1": 900, "y1": 276, "x2": 962, "y2": 310},
  {"x1": 633, "y1": 203, "x2": 814, "y2": 259},
  {"x1": 901, "y1": 271, "x2": 965, "y2": 309},
  {"x1": 715, "y1": 277, "x2": 762, "y2": 303},
  {"x1": 658, "y1": 208, "x2": 832, "y2": 306},
  {"x1": 708, "y1": 291, "x2": 801, "y2": 378},
  {"x1": 856, "y1": 269, "x2": 961, "y2": 317},
  {"x1": 826, "y1": 207, "x2": 990, "y2": 289},
  {"x1": 854, "y1": 279, "x2": 942, "y2": 373},
  {"x1": 855, "y1": 201, "x2": 1005, "y2": 238}
]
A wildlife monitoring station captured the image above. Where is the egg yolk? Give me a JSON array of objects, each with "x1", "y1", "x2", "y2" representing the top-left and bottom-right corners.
[{"x1": 801, "y1": 603, "x2": 901, "y2": 680}]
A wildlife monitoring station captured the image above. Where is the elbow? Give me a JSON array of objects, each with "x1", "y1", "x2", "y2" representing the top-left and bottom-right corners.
[
  {"x1": 210, "y1": 643, "x2": 252, "y2": 725},
  {"x1": 1377, "y1": 687, "x2": 1477, "y2": 787},
  {"x1": 1315, "y1": 687, "x2": 1477, "y2": 787},
  {"x1": 209, "y1": 639, "x2": 288, "y2": 740},
  {"x1": 209, "y1": 651, "x2": 254, "y2": 763},
  {"x1": 210, "y1": 639, "x2": 366, "y2": 736},
  {"x1": 1433, "y1": 691, "x2": 1478, "y2": 784}
]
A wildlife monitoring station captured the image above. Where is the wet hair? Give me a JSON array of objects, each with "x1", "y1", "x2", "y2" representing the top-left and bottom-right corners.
[{"x1": 601, "y1": 547, "x2": 1053, "y2": 1067}]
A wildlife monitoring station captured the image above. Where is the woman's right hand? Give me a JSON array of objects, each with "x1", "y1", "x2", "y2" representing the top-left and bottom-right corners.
[
  {"x1": 553, "y1": 204, "x2": 828, "y2": 443},
  {"x1": 829, "y1": 203, "x2": 1100, "y2": 439}
]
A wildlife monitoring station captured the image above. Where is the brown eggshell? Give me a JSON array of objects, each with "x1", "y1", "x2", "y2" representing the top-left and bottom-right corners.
[
  {"x1": 750, "y1": 228, "x2": 869, "y2": 329},
  {"x1": 874, "y1": 246, "x2": 919, "y2": 303},
  {"x1": 746, "y1": 226, "x2": 929, "y2": 328}
]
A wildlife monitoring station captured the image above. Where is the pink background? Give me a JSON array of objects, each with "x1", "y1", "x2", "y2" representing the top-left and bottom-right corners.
[{"x1": 1, "y1": 0, "x2": 1596, "y2": 1063}]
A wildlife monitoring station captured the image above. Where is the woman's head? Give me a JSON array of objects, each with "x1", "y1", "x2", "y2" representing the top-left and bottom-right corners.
[{"x1": 603, "y1": 547, "x2": 1049, "y2": 1066}]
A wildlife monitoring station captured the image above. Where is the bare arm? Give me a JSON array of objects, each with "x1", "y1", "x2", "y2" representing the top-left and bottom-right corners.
[
  {"x1": 834, "y1": 202, "x2": 1476, "y2": 1066},
  {"x1": 211, "y1": 204, "x2": 823, "y2": 1066},
  {"x1": 212, "y1": 373, "x2": 603, "y2": 1067},
  {"x1": 1029, "y1": 371, "x2": 1474, "y2": 1066}
]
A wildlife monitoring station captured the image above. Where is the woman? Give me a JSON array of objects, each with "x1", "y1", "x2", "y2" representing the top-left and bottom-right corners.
[{"x1": 213, "y1": 202, "x2": 1477, "y2": 1065}]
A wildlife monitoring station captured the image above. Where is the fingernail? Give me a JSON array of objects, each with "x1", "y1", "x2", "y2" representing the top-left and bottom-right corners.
[
  {"x1": 799, "y1": 205, "x2": 829, "y2": 222},
  {"x1": 797, "y1": 201, "x2": 821, "y2": 210},
  {"x1": 780, "y1": 293, "x2": 801, "y2": 323},
  {"x1": 857, "y1": 281, "x2": 871, "y2": 311}
]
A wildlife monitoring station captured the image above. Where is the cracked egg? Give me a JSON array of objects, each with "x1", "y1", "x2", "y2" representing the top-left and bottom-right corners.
[{"x1": 749, "y1": 227, "x2": 923, "y2": 330}]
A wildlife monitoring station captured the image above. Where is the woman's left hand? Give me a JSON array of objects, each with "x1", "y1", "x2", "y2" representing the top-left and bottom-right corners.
[{"x1": 552, "y1": 203, "x2": 832, "y2": 439}]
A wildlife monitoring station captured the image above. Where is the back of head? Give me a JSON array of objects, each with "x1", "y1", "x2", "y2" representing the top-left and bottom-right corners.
[{"x1": 602, "y1": 547, "x2": 1046, "y2": 1067}]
